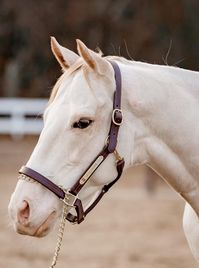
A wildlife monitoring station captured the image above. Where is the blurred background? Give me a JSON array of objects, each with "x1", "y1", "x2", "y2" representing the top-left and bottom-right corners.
[
  {"x1": 1, "y1": 0, "x2": 199, "y2": 98},
  {"x1": 0, "y1": 1, "x2": 199, "y2": 267}
]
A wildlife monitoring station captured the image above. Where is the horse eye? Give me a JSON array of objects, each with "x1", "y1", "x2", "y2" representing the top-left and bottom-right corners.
[{"x1": 73, "y1": 119, "x2": 93, "y2": 129}]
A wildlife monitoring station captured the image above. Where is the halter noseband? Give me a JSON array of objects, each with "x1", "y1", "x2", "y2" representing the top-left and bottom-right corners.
[{"x1": 19, "y1": 61, "x2": 125, "y2": 224}]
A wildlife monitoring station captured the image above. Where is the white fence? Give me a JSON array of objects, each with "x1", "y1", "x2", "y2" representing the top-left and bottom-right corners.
[{"x1": 0, "y1": 98, "x2": 48, "y2": 137}]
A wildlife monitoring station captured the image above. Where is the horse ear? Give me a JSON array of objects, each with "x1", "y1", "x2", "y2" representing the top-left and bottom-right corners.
[
  {"x1": 51, "y1": 37, "x2": 79, "y2": 69},
  {"x1": 76, "y1": 39, "x2": 110, "y2": 75}
]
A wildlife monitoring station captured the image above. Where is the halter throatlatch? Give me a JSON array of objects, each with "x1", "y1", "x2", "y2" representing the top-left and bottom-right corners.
[{"x1": 19, "y1": 61, "x2": 125, "y2": 224}]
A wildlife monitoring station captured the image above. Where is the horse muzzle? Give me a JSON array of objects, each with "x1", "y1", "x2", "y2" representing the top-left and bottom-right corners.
[
  {"x1": 15, "y1": 210, "x2": 56, "y2": 237},
  {"x1": 9, "y1": 196, "x2": 57, "y2": 237}
]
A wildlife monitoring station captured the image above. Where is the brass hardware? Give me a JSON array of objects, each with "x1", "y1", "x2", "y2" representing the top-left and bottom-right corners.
[
  {"x1": 60, "y1": 189, "x2": 77, "y2": 208},
  {"x1": 79, "y1": 155, "x2": 104, "y2": 185},
  {"x1": 105, "y1": 135, "x2": 110, "y2": 146},
  {"x1": 112, "y1": 109, "x2": 123, "y2": 126},
  {"x1": 114, "y1": 149, "x2": 123, "y2": 161}
]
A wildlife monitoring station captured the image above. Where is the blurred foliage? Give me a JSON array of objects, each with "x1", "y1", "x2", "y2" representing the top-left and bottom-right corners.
[{"x1": 0, "y1": 0, "x2": 199, "y2": 97}]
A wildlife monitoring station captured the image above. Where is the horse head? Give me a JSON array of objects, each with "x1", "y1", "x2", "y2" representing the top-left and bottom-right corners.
[{"x1": 8, "y1": 38, "x2": 129, "y2": 237}]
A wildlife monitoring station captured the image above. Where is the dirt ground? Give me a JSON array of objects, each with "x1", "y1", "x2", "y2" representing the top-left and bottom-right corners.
[{"x1": 0, "y1": 136, "x2": 198, "y2": 268}]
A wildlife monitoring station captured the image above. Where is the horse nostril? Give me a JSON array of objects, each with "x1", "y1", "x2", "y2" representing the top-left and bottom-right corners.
[{"x1": 17, "y1": 200, "x2": 30, "y2": 225}]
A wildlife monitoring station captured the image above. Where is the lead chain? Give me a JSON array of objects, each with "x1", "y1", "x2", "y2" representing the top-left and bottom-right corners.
[{"x1": 50, "y1": 198, "x2": 68, "y2": 268}]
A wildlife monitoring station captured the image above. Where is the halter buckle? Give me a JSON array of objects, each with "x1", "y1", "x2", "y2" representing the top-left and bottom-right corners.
[{"x1": 112, "y1": 109, "x2": 123, "y2": 126}]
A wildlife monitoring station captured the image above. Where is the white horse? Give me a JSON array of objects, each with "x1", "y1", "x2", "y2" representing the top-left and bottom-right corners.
[{"x1": 8, "y1": 37, "x2": 199, "y2": 262}]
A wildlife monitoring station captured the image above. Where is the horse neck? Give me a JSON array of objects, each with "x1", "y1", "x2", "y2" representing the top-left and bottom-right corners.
[{"x1": 120, "y1": 60, "x2": 199, "y2": 212}]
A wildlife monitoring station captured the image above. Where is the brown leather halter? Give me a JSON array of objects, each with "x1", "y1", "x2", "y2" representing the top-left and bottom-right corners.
[{"x1": 19, "y1": 61, "x2": 125, "y2": 224}]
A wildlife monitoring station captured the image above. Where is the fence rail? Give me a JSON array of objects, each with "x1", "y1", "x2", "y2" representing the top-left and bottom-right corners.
[{"x1": 0, "y1": 98, "x2": 48, "y2": 137}]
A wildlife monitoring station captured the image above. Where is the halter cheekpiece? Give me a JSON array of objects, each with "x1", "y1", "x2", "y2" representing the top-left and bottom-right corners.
[{"x1": 19, "y1": 61, "x2": 125, "y2": 224}]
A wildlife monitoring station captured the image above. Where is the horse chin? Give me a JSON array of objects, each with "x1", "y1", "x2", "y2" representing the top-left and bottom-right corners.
[{"x1": 15, "y1": 211, "x2": 56, "y2": 238}]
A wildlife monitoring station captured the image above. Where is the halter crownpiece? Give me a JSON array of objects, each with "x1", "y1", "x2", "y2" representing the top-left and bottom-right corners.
[{"x1": 19, "y1": 61, "x2": 125, "y2": 224}]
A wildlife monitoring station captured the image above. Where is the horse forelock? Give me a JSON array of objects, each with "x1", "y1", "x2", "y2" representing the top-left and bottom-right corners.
[{"x1": 48, "y1": 59, "x2": 84, "y2": 104}]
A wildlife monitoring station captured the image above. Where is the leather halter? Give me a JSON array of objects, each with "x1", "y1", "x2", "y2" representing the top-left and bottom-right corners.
[{"x1": 19, "y1": 61, "x2": 125, "y2": 224}]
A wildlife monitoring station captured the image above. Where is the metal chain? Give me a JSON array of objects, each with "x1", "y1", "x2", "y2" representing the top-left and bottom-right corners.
[
  {"x1": 50, "y1": 199, "x2": 68, "y2": 268},
  {"x1": 18, "y1": 174, "x2": 39, "y2": 184}
]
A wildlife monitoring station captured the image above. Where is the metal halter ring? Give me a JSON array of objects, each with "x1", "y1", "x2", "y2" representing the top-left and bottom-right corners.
[
  {"x1": 114, "y1": 149, "x2": 123, "y2": 161},
  {"x1": 112, "y1": 109, "x2": 123, "y2": 126}
]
